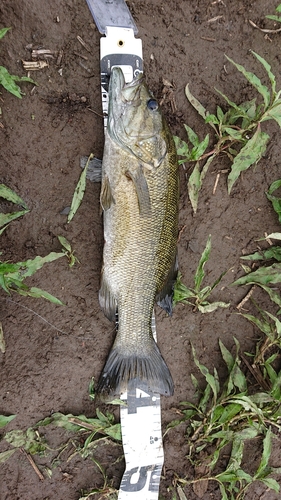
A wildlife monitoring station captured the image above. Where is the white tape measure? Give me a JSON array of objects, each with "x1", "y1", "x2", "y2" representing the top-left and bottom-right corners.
[{"x1": 118, "y1": 313, "x2": 163, "y2": 499}]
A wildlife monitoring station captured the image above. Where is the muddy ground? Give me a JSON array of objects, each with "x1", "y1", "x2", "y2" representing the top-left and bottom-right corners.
[{"x1": 1, "y1": 0, "x2": 281, "y2": 499}]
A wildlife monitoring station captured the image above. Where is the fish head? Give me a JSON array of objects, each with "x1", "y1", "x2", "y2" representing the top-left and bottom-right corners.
[{"x1": 108, "y1": 67, "x2": 167, "y2": 167}]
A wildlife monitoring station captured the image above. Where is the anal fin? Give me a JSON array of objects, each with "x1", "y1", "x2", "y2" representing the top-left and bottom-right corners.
[
  {"x1": 99, "y1": 273, "x2": 117, "y2": 322},
  {"x1": 156, "y1": 254, "x2": 178, "y2": 316}
]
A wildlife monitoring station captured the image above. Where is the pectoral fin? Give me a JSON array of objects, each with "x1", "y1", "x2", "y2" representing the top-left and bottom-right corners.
[
  {"x1": 100, "y1": 175, "x2": 114, "y2": 211},
  {"x1": 156, "y1": 254, "x2": 178, "y2": 316},
  {"x1": 126, "y1": 164, "x2": 151, "y2": 217}
]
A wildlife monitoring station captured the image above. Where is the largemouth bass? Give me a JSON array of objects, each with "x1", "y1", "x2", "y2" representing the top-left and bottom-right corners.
[{"x1": 97, "y1": 67, "x2": 179, "y2": 400}]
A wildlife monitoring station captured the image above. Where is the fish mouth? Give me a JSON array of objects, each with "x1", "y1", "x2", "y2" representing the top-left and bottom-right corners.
[
  {"x1": 108, "y1": 67, "x2": 143, "y2": 114},
  {"x1": 107, "y1": 67, "x2": 145, "y2": 145}
]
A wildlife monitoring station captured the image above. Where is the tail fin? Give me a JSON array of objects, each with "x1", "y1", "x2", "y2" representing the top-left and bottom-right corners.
[{"x1": 96, "y1": 341, "x2": 174, "y2": 401}]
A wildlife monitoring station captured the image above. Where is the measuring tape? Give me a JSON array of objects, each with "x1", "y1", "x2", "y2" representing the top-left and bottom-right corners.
[
  {"x1": 119, "y1": 314, "x2": 164, "y2": 499},
  {"x1": 84, "y1": 2, "x2": 165, "y2": 497}
]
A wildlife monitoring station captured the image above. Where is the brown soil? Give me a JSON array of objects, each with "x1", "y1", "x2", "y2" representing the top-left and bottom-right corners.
[{"x1": 1, "y1": 0, "x2": 281, "y2": 499}]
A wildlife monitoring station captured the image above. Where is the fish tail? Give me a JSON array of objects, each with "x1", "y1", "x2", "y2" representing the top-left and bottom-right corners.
[{"x1": 96, "y1": 341, "x2": 174, "y2": 400}]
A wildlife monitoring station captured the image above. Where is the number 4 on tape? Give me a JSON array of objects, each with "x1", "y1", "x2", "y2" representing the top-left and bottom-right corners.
[{"x1": 119, "y1": 379, "x2": 164, "y2": 500}]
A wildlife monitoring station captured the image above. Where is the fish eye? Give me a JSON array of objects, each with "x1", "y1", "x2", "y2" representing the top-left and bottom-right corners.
[{"x1": 147, "y1": 99, "x2": 158, "y2": 111}]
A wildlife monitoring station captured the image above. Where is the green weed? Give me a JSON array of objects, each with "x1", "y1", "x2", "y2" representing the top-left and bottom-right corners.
[
  {"x1": 173, "y1": 234, "x2": 229, "y2": 312},
  {"x1": 0, "y1": 185, "x2": 67, "y2": 303},
  {"x1": 167, "y1": 338, "x2": 281, "y2": 499},
  {"x1": 0, "y1": 28, "x2": 36, "y2": 98},
  {"x1": 175, "y1": 52, "x2": 281, "y2": 211},
  {"x1": 58, "y1": 235, "x2": 80, "y2": 267},
  {"x1": 67, "y1": 153, "x2": 94, "y2": 223},
  {"x1": 0, "y1": 409, "x2": 122, "y2": 479},
  {"x1": 266, "y1": 3, "x2": 281, "y2": 23},
  {"x1": 233, "y1": 177, "x2": 281, "y2": 310}
]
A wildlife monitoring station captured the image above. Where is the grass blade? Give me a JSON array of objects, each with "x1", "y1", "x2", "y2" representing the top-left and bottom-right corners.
[
  {"x1": 227, "y1": 127, "x2": 269, "y2": 193},
  {"x1": 251, "y1": 51, "x2": 276, "y2": 96},
  {"x1": 0, "y1": 322, "x2": 5, "y2": 353},
  {"x1": 68, "y1": 153, "x2": 94, "y2": 223},
  {"x1": 0, "y1": 210, "x2": 29, "y2": 229},
  {"x1": 0, "y1": 184, "x2": 28, "y2": 208},
  {"x1": 255, "y1": 428, "x2": 272, "y2": 478},
  {"x1": 0, "y1": 414, "x2": 16, "y2": 428},
  {"x1": 0, "y1": 449, "x2": 16, "y2": 464},
  {"x1": 0, "y1": 27, "x2": 10, "y2": 40},
  {"x1": 19, "y1": 287, "x2": 64, "y2": 305},
  {"x1": 185, "y1": 84, "x2": 207, "y2": 120},
  {"x1": 225, "y1": 55, "x2": 271, "y2": 109},
  {"x1": 261, "y1": 102, "x2": 281, "y2": 128},
  {"x1": 194, "y1": 235, "x2": 211, "y2": 292},
  {"x1": 198, "y1": 301, "x2": 229, "y2": 313},
  {"x1": 8, "y1": 253, "x2": 66, "y2": 279},
  {"x1": 233, "y1": 263, "x2": 281, "y2": 286}
]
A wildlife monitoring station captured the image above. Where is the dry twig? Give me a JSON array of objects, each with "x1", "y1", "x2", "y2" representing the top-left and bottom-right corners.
[
  {"x1": 236, "y1": 285, "x2": 256, "y2": 310},
  {"x1": 20, "y1": 448, "x2": 44, "y2": 481}
]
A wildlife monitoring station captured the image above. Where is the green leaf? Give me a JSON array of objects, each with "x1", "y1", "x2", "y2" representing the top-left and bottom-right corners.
[
  {"x1": 185, "y1": 84, "x2": 207, "y2": 119},
  {"x1": 217, "y1": 105, "x2": 224, "y2": 121},
  {"x1": 261, "y1": 102, "x2": 281, "y2": 128},
  {"x1": 227, "y1": 127, "x2": 269, "y2": 193},
  {"x1": 183, "y1": 124, "x2": 199, "y2": 147},
  {"x1": 249, "y1": 392, "x2": 274, "y2": 404},
  {"x1": 267, "y1": 232, "x2": 281, "y2": 240},
  {"x1": 239, "y1": 313, "x2": 272, "y2": 336},
  {"x1": 8, "y1": 252, "x2": 65, "y2": 279},
  {"x1": 188, "y1": 155, "x2": 215, "y2": 212},
  {"x1": 267, "y1": 179, "x2": 281, "y2": 222},
  {"x1": 260, "y1": 477, "x2": 280, "y2": 492},
  {"x1": 251, "y1": 51, "x2": 276, "y2": 96},
  {"x1": 0, "y1": 27, "x2": 10, "y2": 40},
  {"x1": 219, "y1": 339, "x2": 235, "y2": 372},
  {"x1": 233, "y1": 263, "x2": 281, "y2": 287},
  {"x1": 104, "y1": 423, "x2": 121, "y2": 441},
  {"x1": 241, "y1": 247, "x2": 281, "y2": 262},
  {"x1": 225, "y1": 55, "x2": 271, "y2": 109},
  {"x1": 224, "y1": 127, "x2": 244, "y2": 140},
  {"x1": 218, "y1": 403, "x2": 242, "y2": 424},
  {"x1": 0, "y1": 66, "x2": 36, "y2": 98},
  {"x1": 0, "y1": 184, "x2": 28, "y2": 209},
  {"x1": 205, "y1": 113, "x2": 220, "y2": 125},
  {"x1": 177, "y1": 485, "x2": 188, "y2": 500},
  {"x1": 266, "y1": 14, "x2": 281, "y2": 22},
  {"x1": 4, "y1": 428, "x2": 46, "y2": 454},
  {"x1": 197, "y1": 301, "x2": 229, "y2": 313},
  {"x1": 255, "y1": 428, "x2": 272, "y2": 478},
  {"x1": 19, "y1": 286, "x2": 64, "y2": 305},
  {"x1": 194, "y1": 235, "x2": 211, "y2": 292},
  {"x1": 0, "y1": 449, "x2": 16, "y2": 463},
  {"x1": 215, "y1": 88, "x2": 243, "y2": 112},
  {"x1": 173, "y1": 274, "x2": 195, "y2": 305},
  {"x1": 192, "y1": 344, "x2": 220, "y2": 400},
  {"x1": 0, "y1": 209, "x2": 29, "y2": 229},
  {"x1": 0, "y1": 414, "x2": 16, "y2": 428},
  {"x1": 173, "y1": 135, "x2": 190, "y2": 162},
  {"x1": 57, "y1": 235, "x2": 72, "y2": 253},
  {"x1": 0, "y1": 322, "x2": 5, "y2": 353},
  {"x1": 68, "y1": 153, "x2": 94, "y2": 222}
]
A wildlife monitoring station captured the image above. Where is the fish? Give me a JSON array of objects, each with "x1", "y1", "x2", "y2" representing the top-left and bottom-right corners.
[{"x1": 97, "y1": 66, "x2": 179, "y2": 400}]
